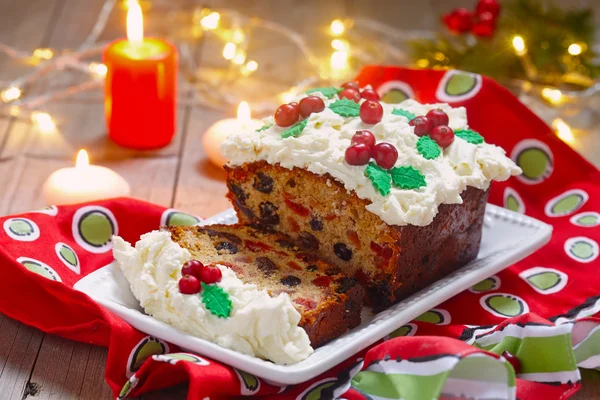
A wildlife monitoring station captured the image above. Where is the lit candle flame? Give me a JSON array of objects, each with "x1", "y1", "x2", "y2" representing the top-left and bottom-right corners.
[
  {"x1": 237, "y1": 101, "x2": 251, "y2": 123},
  {"x1": 76, "y1": 149, "x2": 90, "y2": 168},
  {"x1": 127, "y1": 2, "x2": 144, "y2": 43}
]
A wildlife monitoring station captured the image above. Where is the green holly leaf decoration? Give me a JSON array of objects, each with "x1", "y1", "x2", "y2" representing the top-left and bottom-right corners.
[
  {"x1": 390, "y1": 166, "x2": 427, "y2": 190},
  {"x1": 201, "y1": 283, "x2": 232, "y2": 318},
  {"x1": 416, "y1": 136, "x2": 441, "y2": 160},
  {"x1": 329, "y1": 98, "x2": 360, "y2": 117},
  {"x1": 455, "y1": 129, "x2": 484, "y2": 144},
  {"x1": 305, "y1": 87, "x2": 343, "y2": 98},
  {"x1": 256, "y1": 124, "x2": 273, "y2": 132},
  {"x1": 365, "y1": 163, "x2": 392, "y2": 196},
  {"x1": 391, "y1": 108, "x2": 416, "y2": 121},
  {"x1": 281, "y1": 120, "x2": 308, "y2": 139}
]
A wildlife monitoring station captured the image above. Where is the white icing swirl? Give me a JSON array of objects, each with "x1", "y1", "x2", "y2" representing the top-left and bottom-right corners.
[
  {"x1": 112, "y1": 231, "x2": 313, "y2": 364},
  {"x1": 221, "y1": 96, "x2": 521, "y2": 226}
]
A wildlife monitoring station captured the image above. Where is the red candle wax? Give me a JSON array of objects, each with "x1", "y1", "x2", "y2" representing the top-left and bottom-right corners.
[{"x1": 103, "y1": 38, "x2": 177, "y2": 149}]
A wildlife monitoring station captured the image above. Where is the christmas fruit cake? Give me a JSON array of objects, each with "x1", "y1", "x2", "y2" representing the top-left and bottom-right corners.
[
  {"x1": 221, "y1": 82, "x2": 522, "y2": 308},
  {"x1": 112, "y1": 224, "x2": 363, "y2": 364}
]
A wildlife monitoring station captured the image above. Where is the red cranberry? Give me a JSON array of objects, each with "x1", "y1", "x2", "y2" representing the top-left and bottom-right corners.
[
  {"x1": 298, "y1": 96, "x2": 325, "y2": 117},
  {"x1": 200, "y1": 264, "x2": 223, "y2": 284},
  {"x1": 372, "y1": 143, "x2": 398, "y2": 169},
  {"x1": 351, "y1": 130, "x2": 376, "y2": 149},
  {"x1": 426, "y1": 109, "x2": 449, "y2": 127},
  {"x1": 360, "y1": 100, "x2": 384, "y2": 124},
  {"x1": 179, "y1": 275, "x2": 201, "y2": 294},
  {"x1": 409, "y1": 116, "x2": 433, "y2": 136},
  {"x1": 476, "y1": 0, "x2": 501, "y2": 17},
  {"x1": 341, "y1": 81, "x2": 359, "y2": 90},
  {"x1": 502, "y1": 350, "x2": 520, "y2": 373},
  {"x1": 345, "y1": 143, "x2": 371, "y2": 166},
  {"x1": 182, "y1": 260, "x2": 204, "y2": 278},
  {"x1": 443, "y1": 8, "x2": 473, "y2": 34},
  {"x1": 274, "y1": 104, "x2": 300, "y2": 127},
  {"x1": 360, "y1": 89, "x2": 380, "y2": 101},
  {"x1": 430, "y1": 125, "x2": 455, "y2": 148},
  {"x1": 339, "y1": 88, "x2": 361, "y2": 103}
]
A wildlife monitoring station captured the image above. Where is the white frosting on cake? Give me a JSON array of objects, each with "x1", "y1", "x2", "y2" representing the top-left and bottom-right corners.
[
  {"x1": 112, "y1": 230, "x2": 313, "y2": 364},
  {"x1": 221, "y1": 94, "x2": 521, "y2": 226}
]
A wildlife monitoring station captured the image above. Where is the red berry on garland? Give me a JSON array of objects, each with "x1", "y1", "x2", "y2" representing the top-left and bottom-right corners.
[
  {"x1": 476, "y1": 0, "x2": 501, "y2": 18},
  {"x1": 341, "y1": 81, "x2": 360, "y2": 90},
  {"x1": 426, "y1": 109, "x2": 449, "y2": 127},
  {"x1": 274, "y1": 104, "x2": 300, "y2": 127},
  {"x1": 360, "y1": 89, "x2": 380, "y2": 101},
  {"x1": 351, "y1": 130, "x2": 376, "y2": 149},
  {"x1": 345, "y1": 143, "x2": 371, "y2": 166},
  {"x1": 501, "y1": 351, "x2": 521, "y2": 373},
  {"x1": 179, "y1": 275, "x2": 201, "y2": 294},
  {"x1": 298, "y1": 96, "x2": 325, "y2": 117},
  {"x1": 339, "y1": 88, "x2": 361, "y2": 103},
  {"x1": 409, "y1": 116, "x2": 433, "y2": 136},
  {"x1": 430, "y1": 125, "x2": 455, "y2": 148},
  {"x1": 442, "y1": 8, "x2": 473, "y2": 34},
  {"x1": 182, "y1": 260, "x2": 204, "y2": 278},
  {"x1": 200, "y1": 264, "x2": 223, "y2": 284},
  {"x1": 372, "y1": 142, "x2": 398, "y2": 169},
  {"x1": 472, "y1": 12, "x2": 496, "y2": 37},
  {"x1": 360, "y1": 100, "x2": 384, "y2": 124}
]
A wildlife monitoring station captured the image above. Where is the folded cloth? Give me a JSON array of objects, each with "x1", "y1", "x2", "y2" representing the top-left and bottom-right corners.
[{"x1": 0, "y1": 67, "x2": 599, "y2": 399}]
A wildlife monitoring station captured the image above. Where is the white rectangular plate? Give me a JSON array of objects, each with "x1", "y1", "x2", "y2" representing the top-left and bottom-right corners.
[{"x1": 74, "y1": 204, "x2": 551, "y2": 385}]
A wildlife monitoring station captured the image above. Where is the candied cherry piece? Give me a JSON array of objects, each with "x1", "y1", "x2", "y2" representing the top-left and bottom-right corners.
[
  {"x1": 299, "y1": 96, "x2": 325, "y2": 117},
  {"x1": 179, "y1": 275, "x2": 201, "y2": 294},
  {"x1": 430, "y1": 125, "x2": 455, "y2": 148},
  {"x1": 360, "y1": 100, "x2": 384, "y2": 124},
  {"x1": 409, "y1": 116, "x2": 433, "y2": 136},
  {"x1": 351, "y1": 130, "x2": 376, "y2": 149},
  {"x1": 360, "y1": 89, "x2": 380, "y2": 101},
  {"x1": 345, "y1": 143, "x2": 371, "y2": 166},
  {"x1": 372, "y1": 142, "x2": 398, "y2": 169},
  {"x1": 426, "y1": 108, "x2": 449, "y2": 127},
  {"x1": 200, "y1": 265, "x2": 223, "y2": 284},
  {"x1": 339, "y1": 88, "x2": 361, "y2": 103},
  {"x1": 182, "y1": 260, "x2": 204, "y2": 278},
  {"x1": 341, "y1": 81, "x2": 359, "y2": 90},
  {"x1": 274, "y1": 104, "x2": 300, "y2": 127}
]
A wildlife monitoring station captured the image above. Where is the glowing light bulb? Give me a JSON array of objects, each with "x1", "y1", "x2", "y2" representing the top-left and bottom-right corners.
[
  {"x1": 416, "y1": 59, "x2": 429, "y2": 68},
  {"x1": 223, "y1": 42, "x2": 236, "y2": 60},
  {"x1": 330, "y1": 19, "x2": 345, "y2": 36},
  {"x1": 89, "y1": 62, "x2": 107, "y2": 78},
  {"x1": 76, "y1": 149, "x2": 90, "y2": 168},
  {"x1": 1, "y1": 86, "x2": 22, "y2": 102},
  {"x1": 541, "y1": 87, "x2": 563, "y2": 106},
  {"x1": 553, "y1": 119, "x2": 575, "y2": 144},
  {"x1": 201, "y1": 11, "x2": 220, "y2": 30},
  {"x1": 33, "y1": 48, "x2": 53, "y2": 60},
  {"x1": 126, "y1": 2, "x2": 143, "y2": 43},
  {"x1": 512, "y1": 35, "x2": 526, "y2": 56},
  {"x1": 232, "y1": 52, "x2": 246, "y2": 65},
  {"x1": 330, "y1": 50, "x2": 349, "y2": 71},
  {"x1": 331, "y1": 39, "x2": 349, "y2": 51},
  {"x1": 232, "y1": 29, "x2": 245, "y2": 44},
  {"x1": 31, "y1": 112, "x2": 56, "y2": 135},
  {"x1": 568, "y1": 43, "x2": 582, "y2": 56},
  {"x1": 245, "y1": 60, "x2": 258, "y2": 72},
  {"x1": 279, "y1": 87, "x2": 297, "y2": 104}
]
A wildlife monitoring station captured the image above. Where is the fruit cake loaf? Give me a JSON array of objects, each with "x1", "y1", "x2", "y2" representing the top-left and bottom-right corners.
[
  {"x1": 113, "y1": 224, "x2": 364, "y2": 364},
  {"x1": 221, "y1": 84, "x2": 521, "y2": 308}
]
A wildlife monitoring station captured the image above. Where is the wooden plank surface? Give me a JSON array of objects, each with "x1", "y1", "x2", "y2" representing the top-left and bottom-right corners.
[{"x1": 0, "y1": 0, "x2": 599, "y2": 399}]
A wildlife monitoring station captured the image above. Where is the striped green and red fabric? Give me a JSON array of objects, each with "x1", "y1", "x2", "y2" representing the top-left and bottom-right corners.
[{"x1": 0, "y1": 67, "x2": 599, "y2": 399}]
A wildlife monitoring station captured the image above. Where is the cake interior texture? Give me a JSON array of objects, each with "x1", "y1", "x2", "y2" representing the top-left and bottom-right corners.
[
  {"x1": 168, "y1": 224, "x2": 364, "y2": 347},
  {"x1": 225, "y1": 160, "x2": 489, "y2": 309}
]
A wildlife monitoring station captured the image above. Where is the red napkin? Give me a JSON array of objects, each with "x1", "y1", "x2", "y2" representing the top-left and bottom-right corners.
[{"x1": 0, "y1": 67, "x2": 599, "y2": 399}]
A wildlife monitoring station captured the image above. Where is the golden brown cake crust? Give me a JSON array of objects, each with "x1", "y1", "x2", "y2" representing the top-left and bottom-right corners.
[{"x1": 225, "y1": 161, "x2": 489, "y2": 309}]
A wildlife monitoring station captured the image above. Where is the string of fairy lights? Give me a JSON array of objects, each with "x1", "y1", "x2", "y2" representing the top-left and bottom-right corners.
[{"x1": 0, "y1": 0, "x2": 595, "y2": 143}]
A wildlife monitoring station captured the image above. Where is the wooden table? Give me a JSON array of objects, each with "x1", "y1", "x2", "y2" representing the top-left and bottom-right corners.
[{"x1": 1, "y1": 0, "x2": 599, "y2": 398}]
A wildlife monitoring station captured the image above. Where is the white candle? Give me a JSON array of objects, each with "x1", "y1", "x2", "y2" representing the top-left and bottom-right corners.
[
  {"x1": 202, "y1": 101, "x2": 262, "y2": 167},
  {"x1": 43, "y1": 150, "x2": 130, "y2": 205}
]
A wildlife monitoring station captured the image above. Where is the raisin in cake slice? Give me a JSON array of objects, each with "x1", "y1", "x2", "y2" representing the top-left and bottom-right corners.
[{"x1": 168, "y1": 224, "x2": 364, "y2": 348}]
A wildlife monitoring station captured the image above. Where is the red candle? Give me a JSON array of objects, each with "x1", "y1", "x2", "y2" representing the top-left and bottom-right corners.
[{"x1": 103, "y1": 3, "x2": 177, "y2": 149}]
